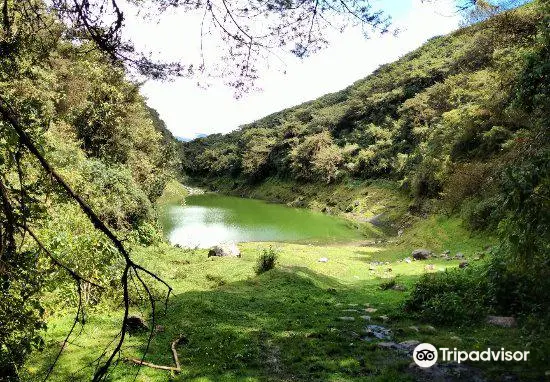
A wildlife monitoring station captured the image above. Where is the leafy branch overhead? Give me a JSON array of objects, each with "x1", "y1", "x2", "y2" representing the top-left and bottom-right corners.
[{"x1": 9, "y1": 0, "x2": 392, "y2": 89}]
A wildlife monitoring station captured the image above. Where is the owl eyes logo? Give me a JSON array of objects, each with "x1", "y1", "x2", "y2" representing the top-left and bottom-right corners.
[{"x1": 413, "y1": 343, "x2": 438, "y2": 367}]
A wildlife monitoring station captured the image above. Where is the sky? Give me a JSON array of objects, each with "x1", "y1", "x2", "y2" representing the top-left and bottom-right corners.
[{"x1": 123, "y1": 0, "x2": 461, "y2": 140}]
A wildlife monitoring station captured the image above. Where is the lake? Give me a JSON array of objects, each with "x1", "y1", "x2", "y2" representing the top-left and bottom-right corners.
[{"x1": 160, "y1": 193, "x2": 364, "y2": 248}]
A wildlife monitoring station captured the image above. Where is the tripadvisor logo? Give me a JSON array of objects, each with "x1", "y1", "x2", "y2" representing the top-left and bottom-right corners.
[
  {"x1": 413, "y1": 343, "x2": 530, "y2": 368},
  {"x1": 413, "y1": 343, "x2": 438, "y2": 367}
]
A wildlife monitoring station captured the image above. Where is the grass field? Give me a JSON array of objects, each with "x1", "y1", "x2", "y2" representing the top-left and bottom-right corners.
[{"x1": 23, "y1": 184, "x2": 544, "y2": 381}]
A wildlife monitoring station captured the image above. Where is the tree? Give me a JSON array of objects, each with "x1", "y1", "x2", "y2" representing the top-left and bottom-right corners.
[{"x1": 290, "y1": 130, "x2": 342, "y2": 183}]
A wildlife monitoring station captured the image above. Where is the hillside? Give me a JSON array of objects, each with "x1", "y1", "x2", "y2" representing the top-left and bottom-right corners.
[{"x1": 182, "y1": 3, "x2": 545, "y2": 226}]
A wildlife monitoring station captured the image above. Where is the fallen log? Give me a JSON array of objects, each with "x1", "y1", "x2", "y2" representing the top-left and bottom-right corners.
[{"x1": 126, "y1": 335, "x2": 187, "y2": 373}]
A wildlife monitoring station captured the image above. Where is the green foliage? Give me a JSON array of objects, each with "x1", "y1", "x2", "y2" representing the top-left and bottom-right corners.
[
  {"x1": 290, "y1": 130, "x2": 343, "y2": 183},
  {"x1": 182, "y1": 2, "x2": 542, "y2": 204},
  {"x1": 0, "y1": 5, "x2": 179, "y2": 378},
  {"x1": 254, "y1": 246, "x2": 278, "y2": 274},
  {"x1": 404, "y1": 267, "x2": 489, "y2": 325},
  {"x1": 40, "y1": 204, "x2": 123, "y2": 307}
]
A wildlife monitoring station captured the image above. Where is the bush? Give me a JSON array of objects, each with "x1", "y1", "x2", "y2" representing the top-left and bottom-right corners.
[
  {"x1": 255, "y1": 247, "x2": 278, "y2": 275},
  {"x1": 460, "y1": 195, "x2": 504, "y2": 231},
  {"x1": 485, "y1": 255, "x2": 550, "y2": 317},
  {"x1": 404, "y1": 267, "x2": 488, "y2": 325}
]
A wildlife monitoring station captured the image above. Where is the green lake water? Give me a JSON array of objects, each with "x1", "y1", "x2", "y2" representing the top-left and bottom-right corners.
[{"x1": 160, "y1": 193, "x2": 364, "y2": 248}]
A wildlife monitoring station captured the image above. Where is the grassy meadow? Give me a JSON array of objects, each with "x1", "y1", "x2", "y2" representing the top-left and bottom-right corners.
[{"x1": 24, "y1": 185, "x2": 542, "y2": 381}]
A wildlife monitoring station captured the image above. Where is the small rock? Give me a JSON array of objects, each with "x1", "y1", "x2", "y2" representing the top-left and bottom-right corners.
[
  {"x1": 486, "y1": 315, "x2": 517, "y2": 328},
  {"x1": 363, "y1": 324, "x2": 392, "y2": 340},
  {"x1": 378, "y1": 315, "x2": 390, "y2": 322},
  {"x1": 421, "y1": 325, "x2": 436, "y2": 333},
  {"x1": 441, "y1": 254, "x2": 450, "y2": 260},
  {"x1": 450, "y1": 336, "x2": 462, "y2": 341},
  {"x1": 338, "y1": 316, "x2": 355, "y2": 321},
  {"x1": 454, "y1": 252, "x2": 465, "y2": 260},
  {"x1": 412, "y1": 249, "x2": 432, "y2": 260},
  {"x1": 459, "y1": 261, "x2": 469, "y2": 268},
  {"x1": 348, "y1": 303, "x2": 358, "y2": 307},
  {"x1": 443, "y1": 249, "x2": 451, "y2": 255},
  {"x1": 364, "y1": 308, "x2": 378, "y2": 313},
  {"x1": 404, "y1": 257, "x2": 412, "y2": 264},
  {"x1": 409, "y1": 325, "x2": 419, "y2": 333},
  {"x1": 360, "y1": 315, "x2": 371, "y2": 321},
  {"x1": 424, "y1": 264, "x2": 436, "y2": 271},
  {"x1": 154, "y1": 325, "x2": 165, "y2": 333},
  {"x1": 318, "y1": 257, "x2": 329, "y2": 263},
  {"x1": 399, "y1": 340, "x2": 420, "y2": 352},
  {"x1": 391, "y1": 284, "x2": 406, "y2": 291},
  {"x1": 398, "y1": 229, "x2": 404, "y2": 237},
  {"x1": 500, "y1": 374, "x2": 519, "y2": 382}
]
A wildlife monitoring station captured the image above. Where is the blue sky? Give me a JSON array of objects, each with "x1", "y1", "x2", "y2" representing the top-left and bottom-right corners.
[{"x1": 124, "y1": 0, "x2": 461, "y2": 140}]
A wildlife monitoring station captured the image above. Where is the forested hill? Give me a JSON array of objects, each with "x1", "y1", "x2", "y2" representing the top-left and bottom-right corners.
[{"x1": 182, "y1": 2, "x2": 548, "y2": 213}]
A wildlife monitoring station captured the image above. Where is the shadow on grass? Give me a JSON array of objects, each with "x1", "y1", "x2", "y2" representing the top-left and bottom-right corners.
[{"x1": 121, "y1": 267, "x2": 417, "y2": 382}]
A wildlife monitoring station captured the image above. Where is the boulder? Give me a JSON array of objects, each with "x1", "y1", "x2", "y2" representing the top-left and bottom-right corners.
[
  {"x1": 421, "y1": 325, "x2": 436, "y2": 333},
  {"x1": 125, "y1": 315, "x2": 148, "y2": 334},
  {"x1": 412, "y1": 249, "x2": 432, "y2": 260},
  {"x1": 207, "y1": 244, "x2": 241, "y2": 258},
  {"x1": 366, "y1": 213, "x2": 385, "y2": 227},
  {"x1": 362, "y1": 324, "x2": 392, "y2": 340},
  {"x1": 486, "y1": 316, "x2": 517, "y2": 328}
]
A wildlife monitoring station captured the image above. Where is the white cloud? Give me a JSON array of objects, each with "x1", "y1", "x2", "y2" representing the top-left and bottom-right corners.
[{"x1": 124, "y1": 0, "x2": 460, "y2": 139}]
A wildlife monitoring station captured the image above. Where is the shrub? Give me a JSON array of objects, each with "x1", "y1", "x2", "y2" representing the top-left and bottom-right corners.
[
  {"x1": 460, "y1": 195, "x2": 504, "y2": 231},
  {"x1": 404, "y1": 267, "x2": 488, "y2": 325},
  {"x1": 255, "y1": 247, "x2": 278, "y2": 275},
  {"x1": 485, "y1": 255, "x2": 550, "y2": 317}
]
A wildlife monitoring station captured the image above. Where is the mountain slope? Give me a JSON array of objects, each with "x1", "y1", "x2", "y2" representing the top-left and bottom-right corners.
[{"x1": 182, "y1": 2, "x2": 543, "y2": 216}]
